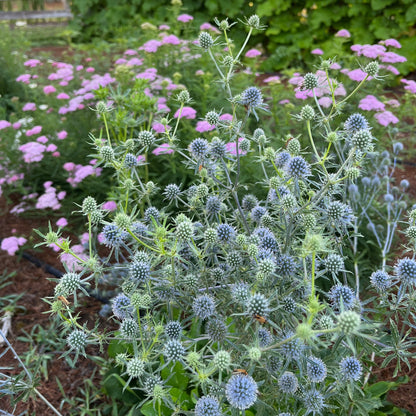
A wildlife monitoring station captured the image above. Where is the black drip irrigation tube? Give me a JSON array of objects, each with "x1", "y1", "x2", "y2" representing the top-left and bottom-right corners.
[
  {"x1": 397, "y1": 159, "x2": 416, "y2": 167},
  {"x1": 12, "y1": 246, "x2": 110, "y2": 304}
]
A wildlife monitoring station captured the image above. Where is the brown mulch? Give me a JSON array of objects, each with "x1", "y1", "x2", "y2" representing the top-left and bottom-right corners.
[{"x1": 0, "y1": 196, "x2": 109, "y2": 415}]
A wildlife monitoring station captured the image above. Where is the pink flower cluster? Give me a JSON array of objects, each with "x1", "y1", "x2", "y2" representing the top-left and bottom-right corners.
[
  {"x1": 36, "y1": 181, "x2": 66, "y2": 210},
  {"x1": 63, "y1": 161, "x2": 102, "y2": 187},
  {"x1": 358, "y1": 95, "x2": 399, "y2": 126},
  {"x1": 174, "y1": 106, "x2": 197, "y2": 119},
  {"x1": 1, "y1": 236, "x2": 27, "y2": 255},
  {"x1": 351, "y1": 42, "x2": 406, "y2": 63},
  {"x1": 401, "y1": 79, "x2": 416, "y2": 94}
]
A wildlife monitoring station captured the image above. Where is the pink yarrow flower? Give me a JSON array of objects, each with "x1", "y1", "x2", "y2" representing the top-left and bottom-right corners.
[
  {"x1": 383, "y1": 39, "x2": 401, "y2": 48},
  {"x1": 102, "y1": 201, "x2": 117, "y2": 211},
  {"x1": 19, "y1": 142, "x2": 46, "y2": 163},
  {"x1": 380, "y1": 51, "x2": 406, "y2": 63},
  {"x1": 196, "y1": 121, "x2": 215, "y2": 132},
  {"x1": 24, "y1": 59, "x2": 41, "y2": 67},
  {"x1": 22, "y1": 102, "x2": 36, "y2": 111},
  {"x1": 1, "y1": 236, "x2": 27, "y2": 255},
  {"x1": 245, "y1": 48, "x2": 261, "y2": 58},
  {"x1": 226, "y1": 138, "x2": 247, "y2": 156},
  {"x1": 311, "y1": 48, "x2": 324, "y2": 55},
  {"x1": 57, "y1": 130, "x2": 68, "y2": 140},
  {"x1": 162, "y1": 35, "x2": 181, "y2": 45},
  {"x1": 219, "y1": 113, "x2": 233, "y2": 121},
  {"x1": 57, "y1": 92, "x2": 70, "y2": 99},
  {"x1": 56, "y1": 217, "x2": 68, "y2": 227},
  {"x1": 347, "y1": 69, "x2": 369, "y2": 82},
  {"x1": 335, "y1": 29, "x2": 351, "y2": 38},
  {"x1": 263, "y1": 76, "x2": 280, "y2": 84},
  {"x1": 174, "y1": 106, "x2": 196, "y2": 119},
  {"x1": 43, "y1": 85, "x2": 57, "y2": 95},
  {"x1": 153, "y1": 143, "x2": 174, "y2": 155},
  {"x1": 374, "y1": 111, "x2": 399, "y2": 126},
  {"x1": 26, "y1": 125, "x2": 42, "y2": 136},
  {"x1": 140, "y1": 40, "x2": 163, "y2": 53},
  {"x1": 358, "y1": 95, "x2": 385, "y2": 111},
  {"x1": 0, "y1": 120, "x2": 11, "y2": 130},
  {"x1": 124, "y1": 49, "x2": 138, "y2": 55},
  {"x1": 200, "y1": 22, "x2": 220, "y2": 33},
  {"x1": 16, "y1": 74, "x2": 31, "y2": 83},
  {"x1": 36, "y1": 136, "x2": 48, "y2": 143},
  {"x1": 177, "y1": 14, "x2": 193, "y2": 22},
  {"x1": 401, "y1": 79, "x2": 416, "y2": 94}
]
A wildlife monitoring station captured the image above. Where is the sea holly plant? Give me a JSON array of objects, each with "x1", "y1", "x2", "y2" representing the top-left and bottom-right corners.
[{"x1": 35, "y1": 15, "x2": 415, "y2": 416}]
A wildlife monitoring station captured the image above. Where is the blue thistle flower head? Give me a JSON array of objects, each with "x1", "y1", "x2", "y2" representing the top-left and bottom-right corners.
[
  {"x1": 370, "y1": 270, "x2": 392, "y2": 291},
  {"x1": 124, "y1": 153, "x2": 138, "y2": 168},
  {"x1": 164, "y1": 339, "x2": 186, "y2": 362},
  {"x1": 257, "y1": 248, "x2": 276, "y2": 263},
  {"x1": 226, "y1": 374, "x2": 258, "y2": 410},
  {"x1": 129, "y1": 261, "x2": 151, "y2": 282},
  {"x1": 242, "y1": 194, "x2": 258, "y2": 211},
  {"x1": 206, "y1": 195, "x2": 222, "y2": 216},
  {"x1": 339, "y1": 356, "x2": 362, "y2": 381},
  {"x1": 165, "y1": 321, "x2": 182, "y2": 339},
  {"x1": 131, "y1": 221, "x2": 149, "y2": 237},
  {"x1": 278, "y1": 371, "x2": 298, "y2": 394},
  {"x1": 286, "y1": 156, "x2": 311, "y2": 179},
  {"x1": 344, "y1": 113, "x2": 369, "y2": 134},
  {"x1": 328, "y1": 284, "x2": 355, "y2": 311},
  {"x1": 164, "y1": 184, "x2": 181, "y2": 201},
  {"x1": 144, "y1": 206, "x2": 160, "y2": 224},
  {"x1": 193, "y1": 295, "x2": 216, "y2": 319},
  {"x1": 247, "y1": 293, "x2": 270, "y2": 316},
  {"x1": 303, "y1": 388, "x2": 325, "y2": 415},
  {"x1": 251, "y1": 205, "x2": 267, "y2": 223},
  {"x1": 307, "y1": 356, "x2": 327, "y2": 383},
  {"x1": 102, "y1": 224, "x2": 127, "y2": 247},
  {"x1": 259, "y1": 232, "x2": 279, "y2": 254},
  {"x1": 190, "y1": 138, "x2": 209, "y2": 159},
  {"x1": 210, "y1": 137, "x2": 226, "y2": 160},
  {"x1": 395, "y1": 257, "x2": 416, "y2": 283},
  {"x1": 277, "y1": 254, "x2": 296, "y2": 277},
  {"x1": 231, "y1": 282, "x2": 250, "y2": 304},
  {"x1": 217, "y1": 223, "x2": 236, "y2": 243},
  {"x1": 241, "y1": 87, "x2": 263, "y2": 108},
  {"x1": 275, "y1": 151, "x2": 291, "y2": 168},
  {"x1": 280, "y1": 331, "x2": 304, "y2": 360},
  {"x1": 195, "y1": 395, "x2": 222, "y2": 416},
  {"x1": 258, "y1": 327, "x2": 272, "y2": 347},
  {"x1": 112, "y1": 293, "x2": 132, "y2": 320}
]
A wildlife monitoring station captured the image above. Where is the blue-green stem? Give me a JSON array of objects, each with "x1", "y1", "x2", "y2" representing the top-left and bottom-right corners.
[{"x1": 102, "y1": 113, "x2": 111, "y2": 144}]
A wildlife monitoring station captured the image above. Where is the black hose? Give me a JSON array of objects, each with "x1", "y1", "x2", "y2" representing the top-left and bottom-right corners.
[{"x1": 15, "y1": 246, "x2": 109, "y2": 304}]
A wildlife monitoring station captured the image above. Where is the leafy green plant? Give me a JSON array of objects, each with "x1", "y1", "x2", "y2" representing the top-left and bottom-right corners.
[{"x1": 29, "y1": 15, "x2": 415, "y2": 416}]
